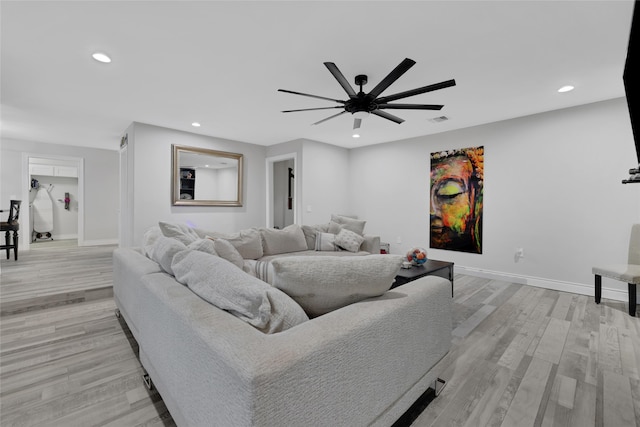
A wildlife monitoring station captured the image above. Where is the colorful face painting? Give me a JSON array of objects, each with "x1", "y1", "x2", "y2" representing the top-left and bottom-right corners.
[{"x1": 430, "y1": 146, "x2": 483, "y2": 254}]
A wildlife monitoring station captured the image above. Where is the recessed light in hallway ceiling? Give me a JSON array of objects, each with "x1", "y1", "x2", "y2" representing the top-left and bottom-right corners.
[{"x1": 91, "y1": 52, "x2": 111, "y2": 63}]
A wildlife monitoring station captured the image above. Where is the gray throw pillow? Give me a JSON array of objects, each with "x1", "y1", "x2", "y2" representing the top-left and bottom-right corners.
[
  {"x1": 260, "y1": 224, "x2": 308, "y2": 256},
  {"x1": 330, "y1": 214, "x2": 366, "y2": 235},
  {"x1": 301, "y1": 224, "x2": 329, "y2": 250},
  {"x1": 209, "y1": 238, "x2": 244, "y2": 269},
  {"x1": 315, "y1": 232, "x2": 339, "y2": 251},
  {"x1": 206, "y1": 228, "x2": 263, "y2": 259},
  {"x1": 270, "y1": 255, "x2": 402, "y2": 317},
  {"x1": 171, "y1": 250, "x2": 309, "y2": 334},
  {"x1": 152, "y1": 236, "x2": 188, "y2": 275}
]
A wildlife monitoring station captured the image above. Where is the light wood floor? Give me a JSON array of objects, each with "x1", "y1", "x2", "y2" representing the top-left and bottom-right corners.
[{"x1": 1, "y1": 246, "x2": 639, "y2": 426}]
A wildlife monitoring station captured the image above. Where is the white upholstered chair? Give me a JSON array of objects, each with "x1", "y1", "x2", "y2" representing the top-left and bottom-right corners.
[{"x1": 592, "y1": 223, "x2": 640, "y2": 316}]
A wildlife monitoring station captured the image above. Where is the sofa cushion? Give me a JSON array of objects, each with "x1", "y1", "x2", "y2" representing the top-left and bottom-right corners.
[
  {"x1": 158, "y1": 221, "x2": 200, "y2": 245},
  {"x1": 335, "y1": 228, "x2": 365, "y2": 252},
  {"x1": 206, "y1": 228, "x2": 263, "y2": 259},
  {"x1": 270, "y1": 255, "x2": 402, "y2": 317},
  {"x1": 211, "y1": 238, "x2": 244, "y2": 269},
  {"x1": 171, "y1": 250, "x2": 309, "y2": 333},
  {"x1": 141, "y1": 226, "x2": 163, "y2": 258},
  {"x1": 301, "y1": 224, "x2": 329, "y2": 250},
  {"x1": 329, "y1": 214, "x2": 366, "y2": 235},
  {"x1": 260, "y1": 224, "x2": 308, "y2": 256},
  {"x1": 315, "y1": 232, "x2": 339, "y2": 252}
]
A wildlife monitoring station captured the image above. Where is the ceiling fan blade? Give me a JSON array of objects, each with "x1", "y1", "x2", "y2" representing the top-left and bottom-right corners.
[
  {"x1": 278, "y1": 89, "x2": 345, "y2": 104},
  {"x1": 313, "y1": 111, "x2": 347, "y2": 125},
  {"x1": 353, "y1": 118, "x2": 362, "y2": 130},
  {"x1": 367, "y1": 58, "x2": 416, "y2": 99},
  {"x1": 375, "y1": 79, "x2": 456, "y2": 104},
  {"x1": 282, "y1": 106, "x2": 344, "y2": 113},
  {"x1": 324, "y1": 62, "x2": 357, "y2": 98},
  {"x1": 371, "y1": 110, "x2": 404, "y2": 124},
  {"x1": 377, "y1": 103, "x2": 444, "y2": 110}
]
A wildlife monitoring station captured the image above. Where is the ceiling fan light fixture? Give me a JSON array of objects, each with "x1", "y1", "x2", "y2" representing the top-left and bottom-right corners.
[
  {"x1": 92, "y1": 52, "x2": 111, "y2": 63},
  {"x1": 353, "y1": 111, "x2": 369, "y2": 120}
]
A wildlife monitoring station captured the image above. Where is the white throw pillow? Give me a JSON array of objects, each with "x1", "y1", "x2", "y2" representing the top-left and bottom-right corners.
[
  {"x1": 335, "y1": 228, "x2": 365, "y2": 252},
  {"x1": 187, "y1": 238, "x2": 217, "y2": 256},
  {"x1": 260, "y1": 224, "x2": 308, "y2": 256},
  {"x1": 270, "y1": 255, "x2": 403, "y2": 317},
  {"x1": 141, "y1": 226, "x2": 163, "y2": 258},
  {"x1": 329, "y1": 214, "x2": 366, "y2": 235},
  {"x1": 243, "y1": 260, "x2": 275, "y2": 285},
  {"x1": 171, "y1": 250, "x2": 309, "y2": 334},
  {"x1": 158, "y1": 221, "x2": 200, "y2": 245},
  {"x1": 206, "y1": 228, "x2": 263, "y2": 259},
  {"x1": 315, "y1": 232, "x2": 339, "y2": 251}
]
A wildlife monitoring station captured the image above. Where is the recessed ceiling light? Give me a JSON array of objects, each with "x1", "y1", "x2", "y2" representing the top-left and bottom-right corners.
[
  {"x1": 352, "y1": 133, "x2": 360, "y2": 138},
  {"x1": 558, "y1": 85, "x2": 575, "y2": 93},
  {"x1": 92, "y1": 52, "x2": 111, "y2": 63},
  {"x1": 191, "y1": 122, "x2": 201, "y2": 127}
]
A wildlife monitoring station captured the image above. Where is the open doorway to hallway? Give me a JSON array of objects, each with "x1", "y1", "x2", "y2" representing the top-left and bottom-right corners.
[{"x1": 266, "y1": 153, "x2": 297, "y2": 229}]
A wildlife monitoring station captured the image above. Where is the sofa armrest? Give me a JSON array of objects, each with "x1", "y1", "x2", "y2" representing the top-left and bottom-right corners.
[
  {"x1": 135, "y1": 271, "x2": 451, "y2": 426},
  {"x1": 361, "y1": 234, "x2": 381, "y2": 253}
]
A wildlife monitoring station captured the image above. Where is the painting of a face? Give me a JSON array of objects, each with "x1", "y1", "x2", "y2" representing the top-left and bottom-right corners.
[{"x1": 430, "y1": 147, "x2": 483, "y2": 253}]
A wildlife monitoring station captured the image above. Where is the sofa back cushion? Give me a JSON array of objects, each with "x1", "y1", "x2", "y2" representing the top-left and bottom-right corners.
[
  {"x1": 260, "y1": 224, "x2": 308, "y2": 256},
  {"x1": 171, "y1": 250, "x2": 308, "y2": 333},
  {"x1": 158, "y1": 221, "x2": 200, "y2": 245},
  {"x1": 328, "y1": 214, "x2": 366, "y2": 236},
  {"x1": 301, "y1": 224, "x2": 329, "y2": 250},
  {"x1": 270, "y1": 255, "x2": 402, "y2": 317}
]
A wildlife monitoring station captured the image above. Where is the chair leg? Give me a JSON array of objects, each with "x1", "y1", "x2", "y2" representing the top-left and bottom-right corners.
[
  {"x1": 4, "y1": 231, "x2": 9, "y2": 259},
  {"x1": 12, "y1": 230, "x2": 18, "y2": 261},
  {"x1": 595, "y1": 275, "x2": 602, "y2": 304},
  {"x1": 629, "y1": 283, "x2": 637, "y2": 317}
]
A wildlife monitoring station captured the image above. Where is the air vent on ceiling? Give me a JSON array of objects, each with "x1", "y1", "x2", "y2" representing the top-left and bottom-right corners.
[{"x1": 429, "y1": 116, "x2": 449, "y2": 123}]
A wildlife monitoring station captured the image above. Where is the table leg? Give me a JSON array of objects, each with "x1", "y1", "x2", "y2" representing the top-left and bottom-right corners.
[
  {"x1": 448, "y1": 265, "x2": 454, "y2": 297},
  {"x1": 595, "y1": 275, "x2": 601, "y2": 304},
  {"x1": 629, "y1": 283, "x2": 637, "y2": 316}
]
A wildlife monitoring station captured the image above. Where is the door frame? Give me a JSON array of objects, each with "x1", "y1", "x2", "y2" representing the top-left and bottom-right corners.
[{"x1": 265, "y1": 152, "x2": 298, "y2": 228}]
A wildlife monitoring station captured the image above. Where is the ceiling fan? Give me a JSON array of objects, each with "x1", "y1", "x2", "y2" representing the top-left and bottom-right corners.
[{"x1": 278, "y1": 58, "x2": 456, "y2": 130}]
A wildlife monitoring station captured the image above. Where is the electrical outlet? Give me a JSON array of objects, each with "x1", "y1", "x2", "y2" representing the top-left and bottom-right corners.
[{"x1": 396, "y1": 236, "x2": 402, "y2": 244}]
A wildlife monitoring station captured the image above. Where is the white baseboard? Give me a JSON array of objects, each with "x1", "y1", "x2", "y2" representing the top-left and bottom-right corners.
[
  {"x1": 80, "y1": 238, "x2": 118, "y2": 246},
  {"x1": 455, "y1": 265, "x2": 631, "y2": 303}
]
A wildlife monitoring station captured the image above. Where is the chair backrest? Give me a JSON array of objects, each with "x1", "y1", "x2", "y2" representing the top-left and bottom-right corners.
[
  {"x1": 7, "y1": 200, "x2": 21, "y2": 223},
  {"x1": 629, "y1": 223, "x2": 640, "y2": 265}
]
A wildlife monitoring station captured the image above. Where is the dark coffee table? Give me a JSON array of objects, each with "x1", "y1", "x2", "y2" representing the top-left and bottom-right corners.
[{"x1": 392, "y1": 259, "x2": 454, "y2": 297}]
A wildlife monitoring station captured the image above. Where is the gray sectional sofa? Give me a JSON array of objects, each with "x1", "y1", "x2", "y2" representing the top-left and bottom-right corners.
[{"x1": 112, "y1": 219, "x2": 453, "y2": 426}]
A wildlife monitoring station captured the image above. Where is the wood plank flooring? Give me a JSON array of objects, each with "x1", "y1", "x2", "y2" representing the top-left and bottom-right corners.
[{"x1": 1, "y1": 245, "x2": 639, "y2": 426}]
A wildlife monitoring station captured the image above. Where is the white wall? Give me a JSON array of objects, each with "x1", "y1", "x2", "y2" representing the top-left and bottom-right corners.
[
  {"x1": 122, "y1": 123, "x2": 267, "y2": 246},
  {"x1": 0, "y1": 138, "x2": 119, "y2": 246},
  {"x1": 348, "y1": 98, "x2": 640, "y2": 302}
]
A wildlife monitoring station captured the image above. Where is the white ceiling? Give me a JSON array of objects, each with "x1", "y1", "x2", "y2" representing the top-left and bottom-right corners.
[{"x1": 0, "y1": 1, "x2": 635, "y2": 151}]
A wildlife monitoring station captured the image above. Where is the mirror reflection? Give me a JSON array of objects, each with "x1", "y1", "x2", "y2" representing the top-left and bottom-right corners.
[{"x1": 172, "y1": 145, "x2": 243, "y2": 206}]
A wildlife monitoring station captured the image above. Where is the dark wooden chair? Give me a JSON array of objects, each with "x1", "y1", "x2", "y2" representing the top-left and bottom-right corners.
[
  {"x1": 0, "y1": 200, "x2": 21, "y2": 261},
  {"x1": 593, "y1": 223, "x2": 640, "y2": 316}
]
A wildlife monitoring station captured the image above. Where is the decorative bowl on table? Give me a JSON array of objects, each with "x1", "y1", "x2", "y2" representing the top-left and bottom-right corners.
[{"x1": 406, "y1": 247, "x2": 428, "y2": 266}]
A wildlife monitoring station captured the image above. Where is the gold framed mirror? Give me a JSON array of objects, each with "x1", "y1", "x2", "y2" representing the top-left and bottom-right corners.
[{"x1": 172, "y1": 145, "x2": 243, "y2": 206}]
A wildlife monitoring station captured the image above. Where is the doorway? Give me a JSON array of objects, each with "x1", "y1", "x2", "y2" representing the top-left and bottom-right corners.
[
  {"x1": 266, "y1": 153, "x2": 297, "y2": 229},
  {"x1": 21, "y1": 153, "x2": 84, "y2": 250}
]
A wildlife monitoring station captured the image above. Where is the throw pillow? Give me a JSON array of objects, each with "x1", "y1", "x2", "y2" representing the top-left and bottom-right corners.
[
  {"x1": 315, "y1": 232, "x2": 339, "y2": 251},
  {"x1": 171, "y1": 250, "x2": 309, "y2": 334},
  {"x1": 141, "y1": 226, "x2": 162, "y2": 258},
  {"x1": 335, "y1": 228, "x2": 365, "y2": 252},
  {"x1": 206, "y1": 228, "x2": 263, "y2": 259},
  {"x1": 243, "y1": 260, "x2": 275, "y2": 285},
  {"x1": 152, "y1": 236, "x2": 188, "y2": 275},
  {"x1": 270, "y1": 255, "x2": 403, "y2": 317},
  {"x1": 158, "y1": 221, "x2": 200, "y2": 245},
  {"x1": 330, "y1": 214, "x2": 366, "y2": 235},
  {"x1": 260, "y1": 224, "x2": 308, "y2": 256},
  {"x1": 301, "y1": 224, "x2": 330, "y2": 250},
  {"x1": 209, "y1": 238, "x2": 244, "y2": 269}
]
